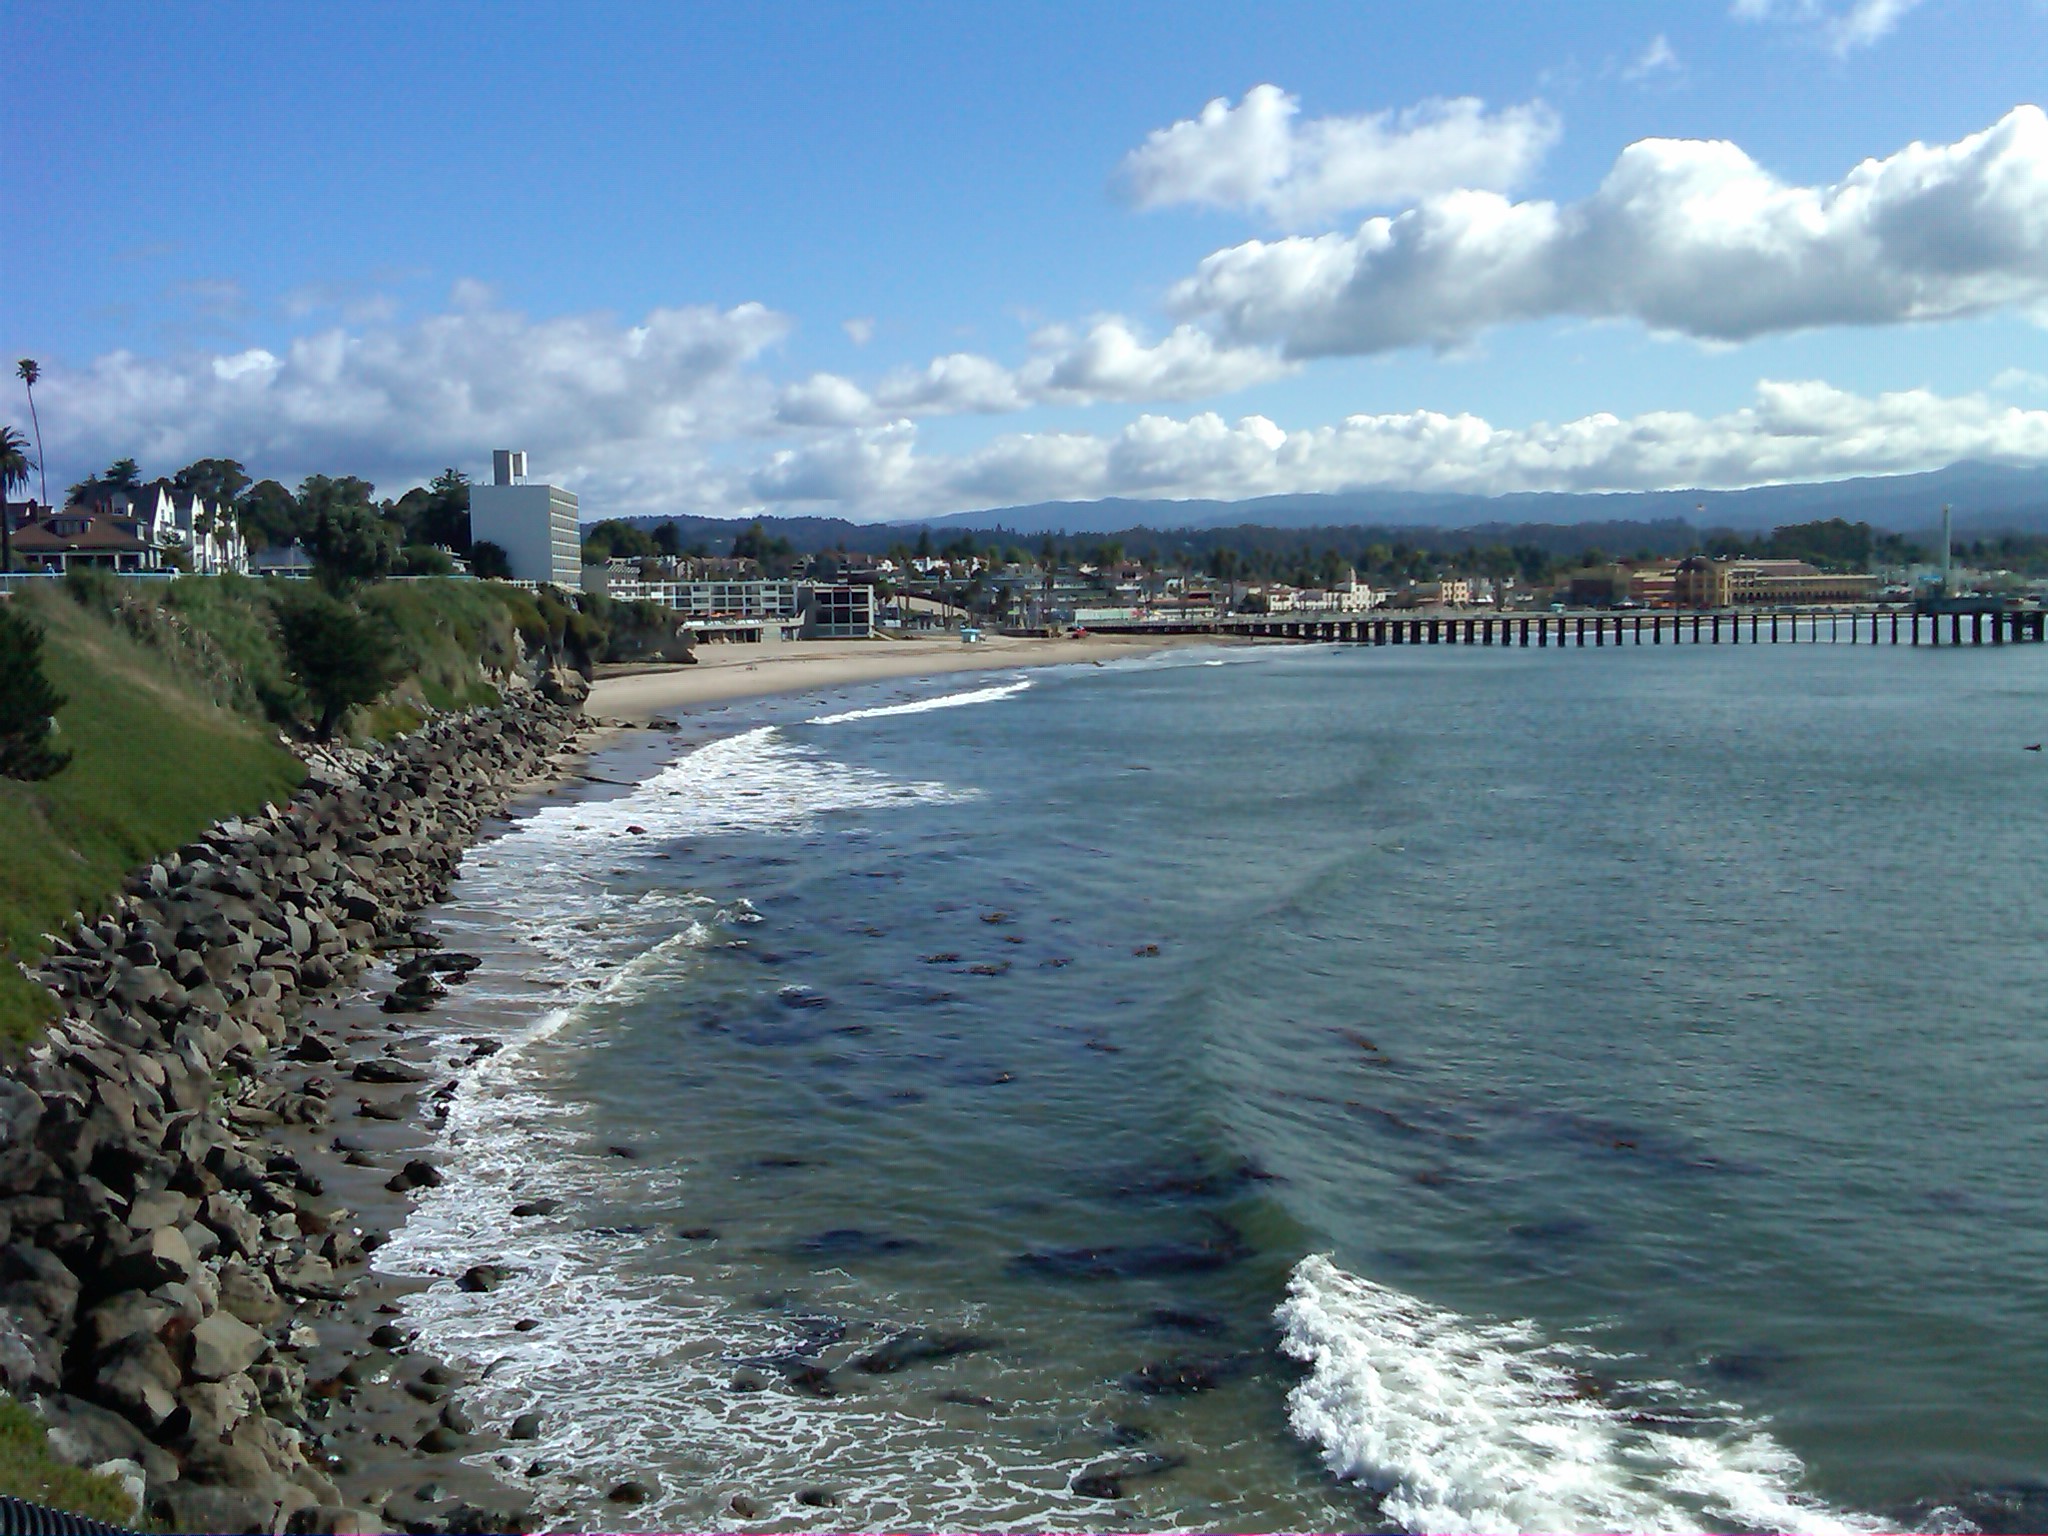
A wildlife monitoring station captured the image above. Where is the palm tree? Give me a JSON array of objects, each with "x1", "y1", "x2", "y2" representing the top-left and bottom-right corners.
[
  {"x1": 16, "y1": 361, "x2": 46, "y2": 507},
  {"x1": 0, "y1": 424, "x2": 34, "y2": 574}
]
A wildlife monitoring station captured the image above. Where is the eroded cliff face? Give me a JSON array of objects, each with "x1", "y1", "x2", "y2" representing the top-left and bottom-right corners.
[{"x1": 2, "y1": 693, "x2": 587, "y2": 1534}]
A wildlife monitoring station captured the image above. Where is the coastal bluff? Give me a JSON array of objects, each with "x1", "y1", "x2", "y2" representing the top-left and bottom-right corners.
[{"x1": 1, "y1": 690, "x2": 587, "y2": 1533}]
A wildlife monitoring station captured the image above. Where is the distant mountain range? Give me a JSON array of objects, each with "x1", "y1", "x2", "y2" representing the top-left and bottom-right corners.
[
  {"x1": 598, "y1": 461, "x2": 2048, "y2": 551},
  {"x1": 917, "y1": 461, "x2": 2048, "y2": 537}
]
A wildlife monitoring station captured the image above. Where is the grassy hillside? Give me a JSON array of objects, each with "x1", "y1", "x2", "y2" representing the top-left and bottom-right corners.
[{"x1": 0, "y1": 585, "x2": 305, "y2": 1048}]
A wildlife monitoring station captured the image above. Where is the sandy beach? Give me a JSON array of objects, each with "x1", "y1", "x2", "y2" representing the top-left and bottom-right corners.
[{"x1": 585, "y1": 631, "x2": 1229, "y2": 720}]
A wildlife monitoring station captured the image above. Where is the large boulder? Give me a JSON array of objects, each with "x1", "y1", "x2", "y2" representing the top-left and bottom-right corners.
[{"x1": 190, "y1": 1311, "x2": 269, "y2": 1382}]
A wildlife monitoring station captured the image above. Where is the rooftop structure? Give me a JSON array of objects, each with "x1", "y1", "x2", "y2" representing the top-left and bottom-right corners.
[{"x1": 468, "y1": 451, "x2": 579, "y2": 587}]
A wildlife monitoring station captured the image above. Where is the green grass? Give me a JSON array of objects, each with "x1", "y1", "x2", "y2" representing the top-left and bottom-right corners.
[
  {"x1": 0, "y1": 587, "x2": 303, "y2": 1049},
  {"x1": 0, "y1": 1395, "x2": 144, "y2": 1525},
  {"x1": 360, "y1": 579, "x2": 526, "y2": 713}
]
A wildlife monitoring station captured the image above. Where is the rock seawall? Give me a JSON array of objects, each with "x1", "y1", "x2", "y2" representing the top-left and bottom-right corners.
[{"x1": 1, "y1": 694, "x2": 588, "y2": 1534}]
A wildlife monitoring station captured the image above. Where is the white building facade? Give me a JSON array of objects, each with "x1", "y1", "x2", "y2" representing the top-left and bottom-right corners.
[{"x1": 469, "y1": 450, "x2": 580, "y2": 586}]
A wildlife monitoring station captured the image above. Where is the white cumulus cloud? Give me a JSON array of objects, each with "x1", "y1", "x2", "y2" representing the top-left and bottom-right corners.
[
  {"x1": 1622, "y1": 35, "x2": 1683, "y2": 83},
  {"x1": 1732, "y1": 0, "x2": 1927, "y2": 55},
  {"x1": 744, "y1": 379, "x2": 2048, "y2": 517},
  {"x1": 772, "y1": 318, "x2": 1291, "y2": 427},
  {"x1": 1119, "y1": 85, "x2": 1560, "y2": 225},
  {"x1": 36, "y1": 296, "x2": 792, "y2": 496},
  {"x1": 1169, "y1": 105, "x2": 2048, "y2": 356}
]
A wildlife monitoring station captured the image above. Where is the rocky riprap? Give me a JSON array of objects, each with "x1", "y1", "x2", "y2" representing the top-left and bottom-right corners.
[{"x1": 1, "y1": 694, "x2": 588, "y2": 1534}]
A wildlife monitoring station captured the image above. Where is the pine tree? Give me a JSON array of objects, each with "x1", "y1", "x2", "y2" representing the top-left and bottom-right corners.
[{"x1": 0, "y1": 607, "x2": 71, "y2": 780}]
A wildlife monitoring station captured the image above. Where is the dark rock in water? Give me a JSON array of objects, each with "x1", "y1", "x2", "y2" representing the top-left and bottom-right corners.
[
  {"x1": 606, "y1": 1144, "x2": 641, "y2": 1160},
  {"x1": 787, "y1": 1313, "x2": 848, "y2": 1350},
  {"x1": 513, "y1": 1318, "x2": 541, "y2": 1332},
  {"x1": 855, "y1": 1329, "x2": 994, "y2": 1375},
  {"x1": 459, "y1": 1263, "x2": 513, "y2": 1292},
  {"x1": 607, "y1": 1480, "x2": 651, "y2": 1505},
  {"x1": 1013, "y1": 1226, "x2": 1250, "y2": 1281},
  {"x1": 1123, "y1": 1354, "x2": 1252, "y2": 1395},
  {"x1": 676, "y1": 1225, "x2": 720, "y2": 1240},
  {"x1": 1142, "y1": 1307, "x2": 1230, "y2": 1336},
  {"x1": 781, "y1": 1362, "x2": 837, "y2": 1398},
  {"x1": 509, "y1": 1411, "x2": 543, "y2": 1440},
  {"x1": 386, "y1": 1158, "x2": 444, "y2": 1192},
  {"x1": 935, "y1": 1390, "x2": 999, "y2": 1409},
  {"x1": 728, "y1": 1372, "x2": 766, "y2": 1394},
  {"x1": 795, "y1": 1487, "x2": 838, "y2": 1509},
  {"x1": 1104, "y1": 1422, "x2": 1154, "y2": 1446},
  {"x1": 793, "y1": 1227, "x2": 925, "y2": 1259},
  {"x1": 1073, "y1": 1472, "x2": 1125, "y2": 1500},
  {"x1": 1075, "y1": 1452, "x2": 1186, "y2": 1499},
  {"x1": 288, "y1": 1033, "x2": 339, "y2": 1062},
  {"x1": 352, "y1": 1057, "x2": 430, "y2": 1084},
  {"x1": 1701, "y1": 1346, "x2": 1794, "y2": 1385},
  {"x1": 728, "y1": 1494, "x2": 761, "y2": 1519},
  {"x1": 369, "y1": 1323, "x2": 413, "y2": 1348},
  {"x1": 441, "y1": 1400, "x2": 475, "y2": 1434},
  {"x1": 777, "y1": 985, "x2": 829, "y2": 1008},
  {"x1": 511, "y1": 1197, "x2": 561, "y2": 1217},
  {"x1": 754, "y1": 1154, "x2": 810, "y2": 1170},
  {"x1": 416, "y1": 1425, "x2": 464, "y2": 1453},
  {"x1": 356, "y1": 1094, "x2": 413, "y2": 1121}
]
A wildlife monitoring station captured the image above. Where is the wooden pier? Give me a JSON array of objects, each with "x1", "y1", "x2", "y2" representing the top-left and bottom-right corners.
[{"x1": 1080, "y1": 608, "x2": 2048, "y2": 649}]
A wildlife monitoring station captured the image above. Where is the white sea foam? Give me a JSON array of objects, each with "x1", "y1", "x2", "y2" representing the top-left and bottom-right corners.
[
  {"x1": 804, "y1": 676, "x2": 1032, "y2": 726},
  {"x1": 1277, "y1": 1254, "x2": 1884, "y2": 1536}
]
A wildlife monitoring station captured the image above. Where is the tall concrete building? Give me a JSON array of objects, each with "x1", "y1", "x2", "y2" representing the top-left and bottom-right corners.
[{"x1": 468, "y1": 450, "x2": 579, "y2": 586}]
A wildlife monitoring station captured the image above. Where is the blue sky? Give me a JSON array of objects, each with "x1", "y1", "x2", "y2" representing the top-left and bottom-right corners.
[{"x1": 7, "y1": 0, "x2": 2048, "y2": 521}]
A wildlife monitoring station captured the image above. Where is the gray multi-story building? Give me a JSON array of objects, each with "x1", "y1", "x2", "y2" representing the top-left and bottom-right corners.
[{"x1": 469, "y1": 450, "x2": 579, "y2": 587}]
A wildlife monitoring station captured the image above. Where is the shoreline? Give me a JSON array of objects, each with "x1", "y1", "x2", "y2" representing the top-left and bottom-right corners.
[
  {"x1": 321, "y1": 639, "x2": 1247, "y2": 1528},
  {"x1": 584, "y1": 631, "x2": 1237, "y2": 721},
  {"x1": 2, "y1": 695, "x2": 601, "y2": 1534},
  {"x1": 5, "y1": 641, "x2": 1239, "y2": 1533}
]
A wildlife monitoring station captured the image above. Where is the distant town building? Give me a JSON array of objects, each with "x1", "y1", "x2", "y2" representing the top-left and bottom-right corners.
[
  {"x1": 579, "y1": 566, "x2": 877, "y2": 639},
  {"x1": 801, "y1": 583, "x2": 875, "y2": 638},
  {"x1": 1673, "y1": 557, "x2": 1878, "y2": 608},
  {"x1": 469, "y1": 450, "x2": 579, "y2": 586}
]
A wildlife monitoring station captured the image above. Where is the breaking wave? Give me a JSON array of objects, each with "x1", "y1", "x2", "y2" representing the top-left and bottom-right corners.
[{"x1": 1278, "y1": 1254, "x2": 1884, "y2": 1535}]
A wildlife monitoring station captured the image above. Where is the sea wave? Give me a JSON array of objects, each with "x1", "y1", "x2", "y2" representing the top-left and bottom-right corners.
[
  {"x1": 804, "y1": 677, "x2": 1032, "y2": 726},
  {"x1": 1277, "y1": 1254, "x2": 1883, "y2": 1536}
]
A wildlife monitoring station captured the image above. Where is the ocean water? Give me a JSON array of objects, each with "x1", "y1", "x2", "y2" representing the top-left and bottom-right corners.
[{"x1": 376, "y1": 641, "x2": 2048, "y2": 1533}]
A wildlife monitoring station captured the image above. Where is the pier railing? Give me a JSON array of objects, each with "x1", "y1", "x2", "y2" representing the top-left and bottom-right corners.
[{"x1": 1079, "y1": 608, "x2": 2047, "y2": 649}]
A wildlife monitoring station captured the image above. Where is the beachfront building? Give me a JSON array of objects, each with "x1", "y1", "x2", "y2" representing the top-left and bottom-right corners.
[
  {"x1": 1673, "y1": 557, "x2": 1880, "y2": 608},
  {"x1": 801, "y1": 583, "x2": 876, "y2": 638},
  {"x1": 469, "y1": 450, "x2": 580, "y2": 587}
]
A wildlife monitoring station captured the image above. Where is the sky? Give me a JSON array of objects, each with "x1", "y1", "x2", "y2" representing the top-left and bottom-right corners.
[{"x1": 6, "y1": 0, "x2": 2048, "y2": 523}]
